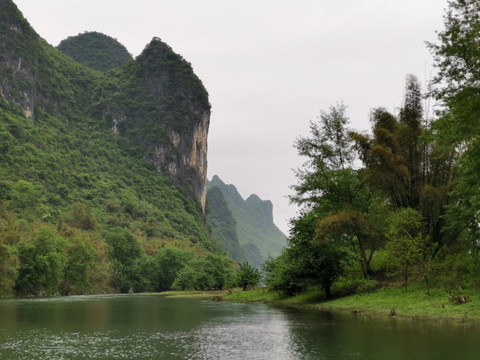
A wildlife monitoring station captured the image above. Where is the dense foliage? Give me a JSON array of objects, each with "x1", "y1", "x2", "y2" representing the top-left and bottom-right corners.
[
  {"x1": 0, "y1": 1, "x2": 239, "y2": 296},
  {"x1": 57, "y1": 31, "x2": 133, "y2": 72},
  {"x1": 265, "y1": 0, "x2": 480, "y2": 299}
]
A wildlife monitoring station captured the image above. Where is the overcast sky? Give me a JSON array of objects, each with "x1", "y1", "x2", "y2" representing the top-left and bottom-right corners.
[{"x1": 15, "y1": 0, "x2": 449, "y2": 235}]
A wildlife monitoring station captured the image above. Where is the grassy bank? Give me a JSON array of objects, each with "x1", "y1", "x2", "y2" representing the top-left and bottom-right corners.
[
  {"x1": 159, "y1": 284, "x2": 480, "y2": 323},
  {"x1": 317, "y1": 286, "x2": 480, "y2": 322},
  {"x1": 226, "y1": 284, "x2": 480, "y2": 323}
]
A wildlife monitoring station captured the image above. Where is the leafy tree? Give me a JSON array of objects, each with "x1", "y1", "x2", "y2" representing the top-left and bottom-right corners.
[
  {"x1": 236, "y1": 262, "x2": 261, "y2": 291},
  {"x1": 352, "y1": 75, "x2": 458, "y2": 254},
  {"x1": 68, "y1": 202, "x2": 97, "y2": 230},
  {"x1": 264, "y1": 208, "x2": 354, "y2": 297},
  {"x1": 172, "y1": 266, "x2": 198, "y2": 290},
  {"x1": 10, "y1": 180, "x2": 38, "y2": 211},
  {"x1": 385, "y1": 208, "x2": 430, "y2": 290},
  {"x1": 153, "y1": 244, "x2": 193, "y2": 291},
  {"x1": 263, "y1": 251, "x2": 305, "y2": 295},
  {"x1": 104, "y1": 227, "x2": 144, "y2": 292},
  {"x1": 291, "y1": 102, "x2": 355, "y2": 207},
  {"x1": 198, "y1": 254, "x2": 234, "y2": 290},
  {"x1": 0, "y1": 204, "x2": 20, "y2": 295},
  {"x1": 291, "y1": 103, "x2": 383, "y2": 278},
  {"x1": 61, "y1": 235, "x2": 96, "y2": 294},
  {"x1": 427, "y1": 0, "x2": 480, "y2": 140},
  {"x1": 427, "y1": 0, "x2": 480, "y2": 255},
  {"x1": 16, "y1": 228, "x2": 67, "y2": 295}
]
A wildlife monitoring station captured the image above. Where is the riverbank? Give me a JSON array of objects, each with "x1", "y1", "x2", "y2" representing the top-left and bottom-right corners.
[{"x1": 162, "y1": 285, "x2": 480, "y2": 324}]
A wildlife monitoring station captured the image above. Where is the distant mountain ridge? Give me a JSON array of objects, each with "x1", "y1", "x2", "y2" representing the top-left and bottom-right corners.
[{"x1": 207, "y1": 175, "x2": 286, "y2": 267}]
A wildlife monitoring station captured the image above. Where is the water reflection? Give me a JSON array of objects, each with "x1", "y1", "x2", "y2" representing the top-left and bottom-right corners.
[
  {"x1": 188, "y1": 304, "x2": 301, "y2": 359},
  {"x1": 0, "y1": 295, "x2": 479, "y2": 360}
]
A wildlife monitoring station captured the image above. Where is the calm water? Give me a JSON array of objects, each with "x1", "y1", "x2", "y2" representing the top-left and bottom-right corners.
[{"x1": 0, "y1": 294, "x2": 478, "y2": 360}]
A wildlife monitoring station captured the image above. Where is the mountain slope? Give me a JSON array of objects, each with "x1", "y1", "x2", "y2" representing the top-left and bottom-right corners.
[
  {"x1": 57, "y1": 31, "x2": 133, "y2": 72},
  {"x1": 0, "y1": 0, "x2": 222, "y2": 295},
  {"x1": 207, "y1": 175, "x2": 286, "y2": 264},
  {"x1": 206, "y1": 186, "x2": 245, "y2": 263}
]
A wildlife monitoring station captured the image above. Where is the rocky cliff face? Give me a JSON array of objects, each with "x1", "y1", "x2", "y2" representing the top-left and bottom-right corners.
[
  {"x1": 1, "y1": 0, "x2": 211, "y2": 212},
  {"x1": 0, "y1": 0, "x2": 220, "y2": 259},
  {"x1": 98, "y1": 38, "x2": 211, "y2": 211},
  {"x1": 0, "y1": 0, "x2": 38, "y2": 118},
  {"x1": 1, "y1": 1, "x2": 98, "y2": 120}
]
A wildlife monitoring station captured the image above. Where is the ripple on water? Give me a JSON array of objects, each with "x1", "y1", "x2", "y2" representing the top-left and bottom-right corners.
[{"x1": 0, "y1": 312, "x2": 308, "y2": 360}]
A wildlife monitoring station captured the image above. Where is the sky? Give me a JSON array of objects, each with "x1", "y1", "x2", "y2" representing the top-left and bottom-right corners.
[{"x1": 15, "y1": 0, "x2": 449, "y2": 235}]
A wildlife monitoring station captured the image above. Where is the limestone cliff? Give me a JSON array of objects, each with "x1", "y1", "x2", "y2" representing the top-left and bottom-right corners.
[
  {"x1": 97, "y1": 38, "x2": 211, "y2": 211},
  {"x1": 1, "y1": 0, "x2": 211, "y2": 213},
  {"x1": 0, "y1": 0, "x2": 38, "y2": 118},
  {"x1": 0, "y1": 1, "x2": 98, "y2": 120}
]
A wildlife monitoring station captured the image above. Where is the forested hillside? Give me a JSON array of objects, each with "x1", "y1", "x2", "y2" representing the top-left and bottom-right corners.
[
  {"x1": 264, "y1": 0, "x2": 480, "y2": 301},
  {"x1": 0, "y1": 0, "x2": 238, "y2": 296},
  {"x1": 207, "y1": 175, "x2": 286, "y2": 267},
  {"x1": 57, "y1": 31, "x2": 133, "y2": 72}
]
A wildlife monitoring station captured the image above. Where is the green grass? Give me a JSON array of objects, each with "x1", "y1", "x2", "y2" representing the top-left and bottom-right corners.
[
  {"x1": 320, "y1": 285, "x2": 480, "y2": 321},
  {"x1": 225, "y1": 288, "x2": 288, "y2": 302},
  {"x1": 160, "y1": 290, "x2": 232, "y2": 300},
  {"x1": 218, "y1": 283, "x2": 480, "y2": 323}
]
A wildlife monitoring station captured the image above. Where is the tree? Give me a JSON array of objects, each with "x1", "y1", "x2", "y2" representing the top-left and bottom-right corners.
[
  {"x1": 68, "y1": 202, "x2": 97, "y2": 230},
  {"x1": 236, "y1": 262, "x2": 261, "y2": 291},
  {"x1": 291, "y1": 102, "x2": 355, "y2": 208},
  {"x1": 427, "y1": 0, "x2": 480, "y2": 254},
  {"x1": 61, "y1": 235, "x2": 96, "y2": 295},
  {"x1": 198, "y1": 254, "x2": 234, "y2": 290},
  {"x1": 352, "y1": 75, "x2": 458, "y2": 254},
  {"x1": 16, "y1": 228, "x2": 67, "y2": 296},
  {"x1": 385, "y1": 208, "x2": 430, "y2": 290},
  {"x1": 172, "y1": 266, "x2": 198, "y2": 290},
  {"x1": 291, "y1": 103, "x2": 383, "y2": 279},
  {"x1": 289, "y1": 210, "x2": 354, "y2": 298},
  {"x1": 0, "y1": 203, "x2": 20, "y2": 296},
  {"x1": 427, "y1": 0, "x2": 480, "y2": 135},
  {"x1": 264, "y1": 208, "x2": 353, "y2": 297},
  {"x1": 153, "y1": 245, "x2": 192, "y2": 291},
  {"x1": 104, "y1": 227, "x2": 144, "y2": 292}
]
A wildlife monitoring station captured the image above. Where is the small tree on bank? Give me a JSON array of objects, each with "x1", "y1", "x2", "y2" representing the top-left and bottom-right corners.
[{"x1": 236, "y1": 262, "x2": 261, "y2": 291}]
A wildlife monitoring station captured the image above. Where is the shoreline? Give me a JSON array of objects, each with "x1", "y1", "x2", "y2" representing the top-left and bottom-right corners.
[{"x1": 160, "y1": 287, "x2": 480, "y2": 325}]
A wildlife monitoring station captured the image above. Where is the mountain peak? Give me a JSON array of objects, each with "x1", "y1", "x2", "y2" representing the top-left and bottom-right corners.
[
  {"x1": 0, "y1": 0, "x2": 34, "y2": 35},
  {"x1": 57, "y1": 31, "x2": 132, "y2": 72},
  {"x1": 207, "y1": 176, "x2": 286, "y2": 262}
]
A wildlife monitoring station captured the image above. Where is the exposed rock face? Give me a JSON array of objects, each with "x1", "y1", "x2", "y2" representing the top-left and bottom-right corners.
[
  {"x1": 99, "y1": 38, "x2": 211, "y2": 212},
  {"x1": 1, "y1": 1, "x2": 211, "y2": 213},
  {"x1": 0, "y1": 1, "x2": 38, "y2": 118}
]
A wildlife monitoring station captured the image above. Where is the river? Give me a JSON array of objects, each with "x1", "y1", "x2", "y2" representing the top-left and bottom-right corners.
[{"x1": 0, "y1": 294, "x2": 478, "y2": 359}]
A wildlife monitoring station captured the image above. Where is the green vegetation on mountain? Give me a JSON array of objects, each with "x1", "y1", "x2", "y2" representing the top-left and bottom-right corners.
[
  {"x1": 0, "y1": 0, "x2": 230, "y2": 297},
  {"x1": 263, "y1": 0, "x2": 480, "y2": 310},
  {"x1": 207, "y1": 175, "x2": 286, "y2": 267},
  {"x1": 57, "y1": 31, "x2": 133, "y2": 72},
  {"x1": 206, "y1": 186, "x2": 245, "y2": 263}
]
